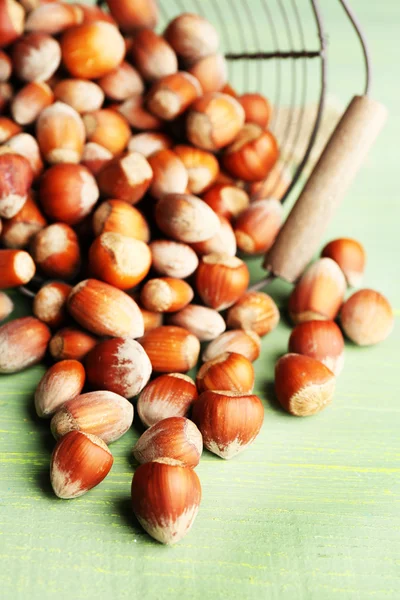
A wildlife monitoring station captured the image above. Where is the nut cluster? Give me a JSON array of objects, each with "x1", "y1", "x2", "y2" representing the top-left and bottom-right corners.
[
  {"x1": 0, "y1": 0, "x2": 393, "y2": 546},
  {"x1": 275, "y1": 248, "x2": 393, "y2": 418}
]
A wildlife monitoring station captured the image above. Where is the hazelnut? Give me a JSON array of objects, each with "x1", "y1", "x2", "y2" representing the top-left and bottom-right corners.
[
  {"x1": 133, "y1": 417, "x2": 202, "y2": 469},
  {"x1": 50, "y1": 431, "x2": 113, "y2": 499},
  {"x1": 274, "y1": 353, "x2": 336, "y2": 417},
  {"x1": 164, "y1": 13, "x2": 219, "y2": 63},
  {"x1": 155, "y1": 193, "x2": 220, "y2": 243},
  {"x1": 195, "y1": 253, "x2": 250, "y2": 311},
  {"x1": 186, "y1": 92, "x2": 245, "y2": 151},
  {"x1": 35, "y1": 359, "x2": 85, "y2": 418},
  {"x1": 196, "y1": 352, "x2": 255, "y2": 393},
  {"x1": 321, "y1": 238, "x2": 366, "y2": 287},
  {"x1": 139, "y1": 326, "x2": 200, "y2": 373},
  {"x1": 137, "y1": 373, "x2": 198, "y2": 428},
  {"x1": 131, "y1": 29, "x2": 177, "y2": 82},
  {"x1": 289, "y1": 258, "x2": 347, "y2": 324},
  {"x1": 51, "y1": 390, "x2": 134, "y2": 444},
  {"x1": 68, "y1": 278, "x2": 144, "y2": 339},
  {"x1": 289, "y1": 320, "x2": 345, "y2": 375},
  {"x1": 131, "y1": 462, "x2": 201, "y2": 545},
  {"x1": 85, "y1": 337, "x2": 152, "y2": 399},
  {"x1": 0, "y1": 316, "x2": 51, "y2": 373},
  {"x1": 31, "y1": 223, "x2": 81, "y2": 280},
  {"x1": 0, "y1": 248, "x2": 35, "y2": 288},
  {"x1": 61, "y1": 21, "x2": 125, "y2": 79},
  {"x1": 340, "y1": 289, "x2": 394, "y2": 346},
  {"x1": 192, "y1": 390, "x2": 264, "y2": 459}
]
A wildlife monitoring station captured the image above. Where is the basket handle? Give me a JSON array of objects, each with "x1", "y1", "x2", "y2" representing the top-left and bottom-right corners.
[{"x1": 264, "y1": 95, "x2": 387, "y2": 283}]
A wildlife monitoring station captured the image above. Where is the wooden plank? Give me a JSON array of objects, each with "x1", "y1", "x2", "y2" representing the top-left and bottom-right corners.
[{"x1": 0, "y1": 1, "x2": 399, "y2": 599}]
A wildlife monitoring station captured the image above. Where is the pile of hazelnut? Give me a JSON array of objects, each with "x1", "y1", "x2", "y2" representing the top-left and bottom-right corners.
[{"x1": 0, "y1": 0, "x2": 394, "y2": 546}]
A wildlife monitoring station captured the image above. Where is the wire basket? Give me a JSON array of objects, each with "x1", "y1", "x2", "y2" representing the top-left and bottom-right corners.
[{"x1": 157, "y1": 0, "x2": 370, "y2": 203}]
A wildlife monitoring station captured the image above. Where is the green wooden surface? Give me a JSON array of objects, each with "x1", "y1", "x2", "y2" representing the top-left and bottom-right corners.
[{"x1": 1, "y1": 2, "x2": 399, "y2": 599}]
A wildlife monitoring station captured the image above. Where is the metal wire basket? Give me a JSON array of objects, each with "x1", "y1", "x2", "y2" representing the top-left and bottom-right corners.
[{"x1": 157, "y1": 0, "x2": 371, "y2": 203}]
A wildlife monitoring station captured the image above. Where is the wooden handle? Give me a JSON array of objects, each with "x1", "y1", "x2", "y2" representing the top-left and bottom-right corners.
[{"x1": 264, "y1": 95, "x2": 387, "y2": 283}]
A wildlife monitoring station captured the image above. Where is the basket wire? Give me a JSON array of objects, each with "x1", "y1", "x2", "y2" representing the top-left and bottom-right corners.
[
  {"x1": 158, "y1": 0, "x2": 327, "y2": 201},
  {"x1": 158, "y1": 0, "x2": 370, "y2": 203}
]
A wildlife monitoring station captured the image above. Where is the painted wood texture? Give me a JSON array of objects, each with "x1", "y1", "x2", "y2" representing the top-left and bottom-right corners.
[{"x1": 0, "y1": 1, "x2": 399, "y2": 598}]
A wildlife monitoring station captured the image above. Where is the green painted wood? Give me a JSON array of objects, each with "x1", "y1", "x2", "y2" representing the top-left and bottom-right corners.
[{"x1": 1, "y1": 2, "x2": 399, "y2": 599}]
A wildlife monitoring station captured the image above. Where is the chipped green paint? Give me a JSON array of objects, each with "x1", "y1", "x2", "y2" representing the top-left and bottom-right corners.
[{"x1": 1, "y1": 1, "x2": 400, "y2": 599}]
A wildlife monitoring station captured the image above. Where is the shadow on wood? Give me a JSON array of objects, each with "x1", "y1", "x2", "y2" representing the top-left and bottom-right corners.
[
  {"x1": 262, "y1": 379, "x2": 289, "y2": 416},
  {"x1": 35, "y1": 465, "x2": 54, "y2": 499},
  {"x1": 114, "y1": 495, "x2": 146, "y2": 539}
]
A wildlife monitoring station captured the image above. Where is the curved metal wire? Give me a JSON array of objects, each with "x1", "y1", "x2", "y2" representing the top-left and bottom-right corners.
[
  {"x1": 338, "y1": 0, "x2": 371, "y2": 95},
  {"x1": 156, "y1": 1, "x2": 315, "y2": 193},
  {"x1": 207, "y1": 1, "x2": 234, "y2": 68},
  {"x1": 240, "y1": 0, "x2": 262, "y2": 92},
  {"x1": 19, "y1": 276, "x2": 44, "y2": 298},
  {"x1": 192, "y1": 0, "x2": 206, "y2": 17},
  {"x1": 156, "y1": 0, "x2": 371, "y2": 204},
  {"x1": 102, "y1": 0, "x2": 371, "y2": 104},
  {"x1": 223, "y1": 0, "x2": 326, "y2": 203},
  {"x1": 283, "y1": 0, "x2": 308, "y2": 173},
  {"x1": 157, "y1": 1, "x2": 170, "y2": 22},
  {"x1": 273, "y1": 0, "x2": 298, "y2": 188},
  {"x1": 258, "y1": 0, "x2": 309, "y2": 198},
  {"x1": 258, "y1": 0, "x2": 283, "y2": 133},
  {"x1": 229, "y1": 1, "x2": 250, "y2": 91},
  {"x1": 19, "y1": 286, "x2": 36, "y2": 298},
  {"x1": 251, "y1": 0, "x2": 327, "y2": 290},
  {"x1": 280, "y1": 0, "x2": 327, "y2": 201}
]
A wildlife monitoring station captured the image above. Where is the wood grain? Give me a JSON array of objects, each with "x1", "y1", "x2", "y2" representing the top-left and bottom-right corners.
[{"x1": 0, "y1": 1, "x2": 399, "y2": 599}]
